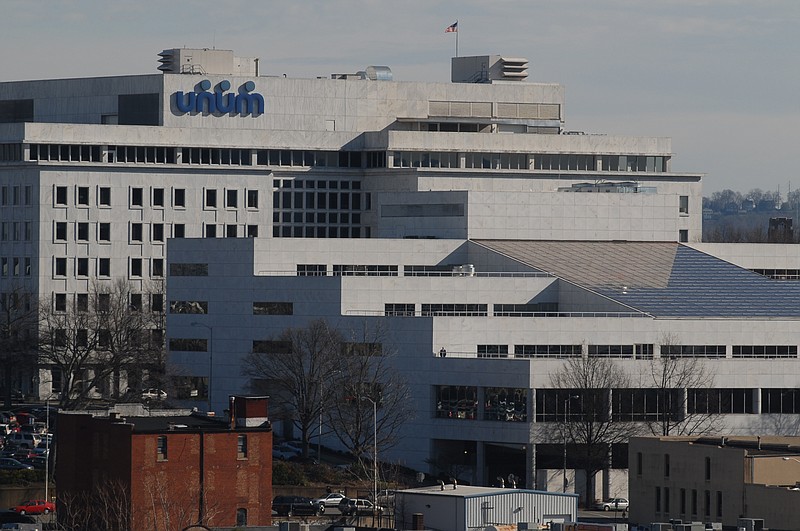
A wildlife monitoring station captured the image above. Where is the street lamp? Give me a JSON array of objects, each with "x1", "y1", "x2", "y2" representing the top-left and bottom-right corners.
[
  {"x1": 361, "y1": 396, "x2": 378, "y2": 509},
  {"x1": 563, "y1": 394, "x2": 579, "y2": 493},
  {"x1": 191, "y1": 322, "x2": 213, "y2": 413}
]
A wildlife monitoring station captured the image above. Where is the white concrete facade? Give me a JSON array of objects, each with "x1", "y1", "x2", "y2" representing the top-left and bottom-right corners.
[{"x1": 166, "y1": 237, "x2": 800, "y2": 501}]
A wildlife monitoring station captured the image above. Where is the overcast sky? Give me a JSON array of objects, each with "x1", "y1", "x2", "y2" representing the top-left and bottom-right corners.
[{"x1": 3, "y1": 0, "x2": 798, "y2": 196}]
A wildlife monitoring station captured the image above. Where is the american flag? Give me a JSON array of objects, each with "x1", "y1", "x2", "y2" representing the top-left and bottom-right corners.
[{"x1": 445, "y1": 21, "x2": 458, "y2": 33}]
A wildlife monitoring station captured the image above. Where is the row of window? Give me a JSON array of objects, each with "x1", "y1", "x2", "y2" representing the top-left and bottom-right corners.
[
  {"x1": 0, "y1": 221, "x2": 32, "y2": 242},
  {"x1": 52, "y1": 185, "x2": 260, "y2": 210},
  {"x1": 52, "y1": 292, "x2": 164, "y2": 313},
  {"x1": 54, "y1": 221, "x2": 257, "y2": 244},
  {"x1": 156, "y1": 433, "x2": 249, "y2": 461},
  {"x1": 427, "y1": 338, "x2": 799, "y2": 359},
  {"x1": 0, "y1": 185, "x2": 33, "y2": 206},
  {"x1": 0, "y1": 257, "x2": 32, "y2": 277},
  {"x1": 654, "y1": 486, "x2": 722, "y2": 519},
  {"x1": 24, "y1": 143, "x2": 672, "y2": 173},
  {"x1": 52, "y1": 257, "x2": 164, "y2": 279},
  {"x1": 0, "y1": 144, "x2": 23, "y2": 162},
  {"x1": 49, "y1": 327, "x2": 163, "y2": 349},
  {"x1": 272, "y1": 225, "x2": 366, "y2": 238},
  {"x1": 433, "y1": 386, "x2": 800, "y2": 422},
  {"x1": 30, "y1": 144, "x2": 367, "y2": 168},
  {"x1": 272, "y1": 190, "x2": 366, "y2": 211}
]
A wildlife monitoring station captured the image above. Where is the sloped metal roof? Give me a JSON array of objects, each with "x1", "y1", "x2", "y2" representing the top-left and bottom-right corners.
[{"x1": 474, "y1": 240, "x2": 800, "y2": 318}]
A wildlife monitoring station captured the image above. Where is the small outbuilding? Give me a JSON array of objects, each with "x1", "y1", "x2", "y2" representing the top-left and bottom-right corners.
[{"x1": 395, "y1": 483, "x2": 578, "y2": 531}]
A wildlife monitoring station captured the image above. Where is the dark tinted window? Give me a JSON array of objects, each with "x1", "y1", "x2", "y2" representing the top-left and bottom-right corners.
[
  {"x1": 118, "y1": 94, "x2": 159, "y2": 126},
  {"x1": 0, "y1": 99, "x2": 34, "y2": 123}
]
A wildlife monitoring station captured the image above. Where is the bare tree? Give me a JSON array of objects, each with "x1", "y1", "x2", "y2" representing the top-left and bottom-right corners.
[
  {"x1": 38, "y1": 279, "x2": 164, "y2": 409},
  {"x1": 0, "y1": 285, "x2": 37, "y2": 407},
  {"x1": 242, "y1": 318, "x2": 343, "y2": 457},
  {"x1": 57, "y1": 478, "x2": 131, "y2": 531},
  {"x1": 326, "y1": 321, "x2": 414, "y2": 477},
  {"x1": 645, "y1": 334, "x2": 719, "y2": 436},
  {"x1": 549, "y1": 356, "x2": 640, "y2": 501}
]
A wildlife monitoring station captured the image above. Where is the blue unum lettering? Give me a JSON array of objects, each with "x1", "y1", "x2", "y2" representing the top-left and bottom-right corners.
[{"x1": 173, "y1": 80, "x2": 263, "y2": 116}]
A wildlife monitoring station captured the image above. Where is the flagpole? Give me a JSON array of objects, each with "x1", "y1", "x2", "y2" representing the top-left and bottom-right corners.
[{"x1": 456, "y1": 27, "x2": 459, "y2": 57}]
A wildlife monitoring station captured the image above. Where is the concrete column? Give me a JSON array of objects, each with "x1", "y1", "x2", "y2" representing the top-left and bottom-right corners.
[
  {"x1": 526, "y1": 443, "x2": 537, "y2": 490},
  {"x1": 753, "y1": 388, "x2": 761, "y2": 414},
  {"x1": 476, "y1": 441, "x2": 486, "y2": 486}
]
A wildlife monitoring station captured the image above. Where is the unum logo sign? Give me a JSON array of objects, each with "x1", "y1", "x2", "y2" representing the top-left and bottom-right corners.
[{"x1": 173, "y1": 80, "x2": 264, "y2": 116}]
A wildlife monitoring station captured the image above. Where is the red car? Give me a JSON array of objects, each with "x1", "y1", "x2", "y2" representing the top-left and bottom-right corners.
[{"x1": 10, "y1": 500, "x2": 55, "y2": 515}]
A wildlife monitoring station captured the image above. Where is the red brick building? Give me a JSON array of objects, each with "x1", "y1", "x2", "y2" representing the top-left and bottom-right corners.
[{"x1": 57, "y1": 396, "x2": 273, "y2": 530}]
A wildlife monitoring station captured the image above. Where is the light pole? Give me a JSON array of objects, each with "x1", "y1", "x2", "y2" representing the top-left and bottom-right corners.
[
  {"x1": 191, "y1": 322, "x2": 213, "y2": 413},
  {"x1": 361, "y1": 396, "x2": 377, "y2": 508},
  {"x1": 563, "y1": 395, "x2": 579, "y2": 493},
  {"x1": 45, "y1": 396, "x2": 51, "y2": 504}
]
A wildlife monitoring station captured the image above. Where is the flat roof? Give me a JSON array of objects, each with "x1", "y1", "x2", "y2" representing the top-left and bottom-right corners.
[{"x1": 400, "y1": 485, "x2": 577, "y2": 499}]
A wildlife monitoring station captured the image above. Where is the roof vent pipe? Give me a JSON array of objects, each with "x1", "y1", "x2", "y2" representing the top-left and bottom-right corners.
[{"x1": 439, "y1": 480, "x2": 445, "y2": 491}]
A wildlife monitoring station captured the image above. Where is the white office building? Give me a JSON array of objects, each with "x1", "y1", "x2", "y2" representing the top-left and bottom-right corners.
[{"x1": 2, "y1": 48, "x2": 796, "y2": 501}]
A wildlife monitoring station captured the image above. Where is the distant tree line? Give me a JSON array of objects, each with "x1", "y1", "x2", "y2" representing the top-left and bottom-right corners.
[{"x1": 703, "y1": 187, "x2": 800, "y2": 243}]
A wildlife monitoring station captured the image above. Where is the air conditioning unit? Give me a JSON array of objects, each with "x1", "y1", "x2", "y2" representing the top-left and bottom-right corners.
[{"x1": 736, "y1": 519, "x2": 764, "y2": 531}]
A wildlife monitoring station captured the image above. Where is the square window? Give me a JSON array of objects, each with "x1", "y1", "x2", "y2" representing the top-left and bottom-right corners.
[
  {"x1": 226, "y1": 225, "x2": 237, "y2": 238},
  {"x1": 247, "y1": 225, "x2": 258, "y2": 238},
  {"x1": 205, "y1": 224, "x2": 217, "y2": 238},
  {"x1": 153, "y1": 188, "x2": 165, "y2": 207},
  {"x1": 98, "y1": 258, "x2": 110, "y2": 277},
  {"x1": 77, "y1": 257, "x2": 89, "y2": 277},
  {"x1": 99, "y1": 222, "x2": 111, "y2": 242},
  {"x1": 205, "y1": 189, "x2": 217, "y2": 208},
  {"x1": 152, "y1": 258, "x2": 164, "y2": 277},
  {"x1": 55, "y1": 222, "x2": 67, "y2": 241},
  {"x1": 55, "y1": 257, "x2": 67, "y2": 277},
  {"x1": 131, "y1": 258, "x2": 142, "y2": 277},
  {"x1": 174, "y1": 188, "x2": 186, "y2": 207},
  {"x1": 131, "y1": 187, "x2": 143, "y2": 207},
  {"x1": 77, "y1": 186, "x2": 89, "y2": 206},
  {"x1": 77, "y1": 293, "x2": 89, "y2": 312},
  {"x1": 247, "y1": 190, "x2": 258, "y2": 209},
  {"x1": 130, "y1": 293, "x2": 142, "y2": 311},
  {"x1": 99, "y1": 186, "x2": 111, "y2": 206},
  {"x1": 152, "y1": 223, "x2": 164, "y2": 242},
  {"x1": 131, "y1": 223, "x2": 143, "y2": 242},
  {"x1": 77, "y1": 222, "x2": 89, "y2": 241},
  {"x1": 55, "y1": 186, "x2": 68, "y2": 206},
  {"x1": 174, "y1": 224, "x2": 185, "y2": 238},
  {"x1": 226, "y1": 189, "x2": 238, "y2": 208}
]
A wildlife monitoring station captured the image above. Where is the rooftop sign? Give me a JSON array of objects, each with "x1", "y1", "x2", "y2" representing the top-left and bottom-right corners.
[{"x1": 173, "y1": 80, "x2": 264, "y2": 116}]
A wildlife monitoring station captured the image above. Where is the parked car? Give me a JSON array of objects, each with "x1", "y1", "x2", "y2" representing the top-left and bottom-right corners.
[
  {"x1": 141, "y1": 388, "x2": 167, "y2": 401},
  {"x1": 271, "y1": 495, "x2": 323, "y2": 517},
  {"x1": 313, "y1": 492, "x2": 346, "y2": 509},
  {"x1": 0, "y1": 510, "x2": 36, "y2": 525},
  {"x1": 5, "y1": 433, "x2": 40, "y2": 449},
  {"x1": 0, "y1": 458, "x2": 33, "y2": 471},
  {"x1": 9, "y1": 500, "x2": 55, "y2": 515},
  {"x1": 338, "y1": 497, "x2": 383, "y2": 516},
  {"x1": 593, "y1": 497, "x2": 629, "y2": 511},
  {"x1": 272, "y1": 443, "x2": 301, "y2": 461},
  {"x1": 18, "y1": 457, "x2": 47, "y2": 470}
]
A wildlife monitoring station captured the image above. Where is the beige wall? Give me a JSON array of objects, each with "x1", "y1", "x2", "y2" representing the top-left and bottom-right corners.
[{"x1": 630, "y1": 437, "x2": 800, "y2": 530}]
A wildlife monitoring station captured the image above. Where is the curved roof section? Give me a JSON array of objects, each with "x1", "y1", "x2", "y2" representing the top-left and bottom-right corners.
[{"x1": 474, "y1": 240, "x2": 800, "y2": 318}]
